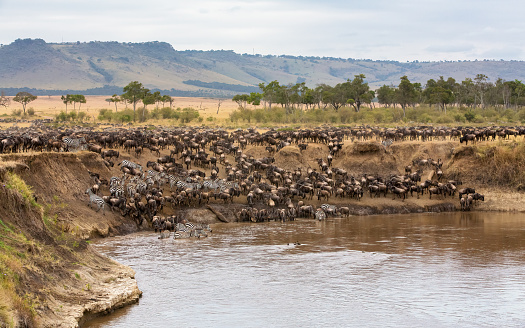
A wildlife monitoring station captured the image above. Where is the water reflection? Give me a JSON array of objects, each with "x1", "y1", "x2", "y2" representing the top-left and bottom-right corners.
[{"x1": 86, "y1": 212, "x2": 525, "y2": 328}]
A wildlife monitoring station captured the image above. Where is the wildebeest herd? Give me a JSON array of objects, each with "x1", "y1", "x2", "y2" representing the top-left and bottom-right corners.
[{"x1": 2, "y1": 121, "x2": 522, "y2": 237}]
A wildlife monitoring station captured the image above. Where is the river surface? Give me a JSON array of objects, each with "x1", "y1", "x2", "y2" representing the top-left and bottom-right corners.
[{"x1": 86, "y1": 212, "x2": 525, "y2": 328}]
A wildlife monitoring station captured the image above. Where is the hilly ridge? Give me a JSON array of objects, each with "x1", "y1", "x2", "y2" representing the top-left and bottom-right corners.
[{"x1": 1, "y1": 38, "x2": 525, "y2": 97}]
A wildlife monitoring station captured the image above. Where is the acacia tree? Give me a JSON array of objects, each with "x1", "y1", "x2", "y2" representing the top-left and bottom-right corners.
[
  {"x1": 259, "y1": 81, "x2": 281, "y2": 109},
  {"x1": 0, "y1": 91, "x2": 10, "y2": 109},
  {"x1": 70, "y1": 94, "x2": 86, "y2": 110},
  {"x1": 122, "y1": 81, "x2": 146, "y2": 122},
  {"x1": 152, "y1": 91, "x2": 162, "y2": 109},
  {"x1": 232, "y1": 94, "x2": 250, "y2": 109},
  {"x1": 347, "y1": 74, "x2": 370, "y2": 112},
  {"x1": 396, "y1": 76, "x2": 417, "y2": 117},
  {"x1": 140, "y1": 89, "x2": 154, "y2": 122},
  {"x1": 105, "y1": 94, "x2": 120, "y2": 112},
  {"x1": 13, "y1": 92, "x2": 37, "y2": 115},
  {"x1": 161, "y1": 95, "x2": 174, "y2": 109}
]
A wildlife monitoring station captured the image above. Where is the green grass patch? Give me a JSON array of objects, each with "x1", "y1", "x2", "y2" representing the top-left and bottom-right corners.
[{"x1": 5, "y1": 172, "x2": 40, "y2": 209}]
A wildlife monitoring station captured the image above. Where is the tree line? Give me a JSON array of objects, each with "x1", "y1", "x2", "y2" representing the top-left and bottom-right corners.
[{"x1": 233, "y1": 74, "x2": 525, "y2": 117}]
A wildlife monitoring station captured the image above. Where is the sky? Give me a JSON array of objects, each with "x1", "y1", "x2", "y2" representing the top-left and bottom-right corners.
[{"x1": 0, "y1": 0, "x2": 523, "y2": 62}]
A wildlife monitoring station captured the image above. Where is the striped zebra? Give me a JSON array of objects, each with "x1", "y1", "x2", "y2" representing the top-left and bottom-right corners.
[
  {"x1": 126, "y1": 183, "x2": 137, "y2": 198},
  {"x1": 321, "y1": 204, "x2": 338, "y2": 216},
  {"x1": 168, "y1": 175, "x2": 183, "y2": 190},
  {"x1": 315, "y1": 209, "x2": 326, "y2": 221},
  {"x1": 202, "y1": 179, "x2": 220, "y2": 191},
  {"x1": 85, "y1": 188, "x2": 105, "y2": 215},
  {"x1": 118, "y1": 160, "x2": 143, "y2": 172},
  {"x1": 110, "y1": 176, "x2": 125, "y2": 198},
  {"x1": 136, "y1": 179, "x2": 147, "y2": 195},
  {"x1": 63, "y1": 137, "x2": 87, "y2": 152},
  {"x1": 381, "y1": 139, "x2": 394, "y2": 147}
]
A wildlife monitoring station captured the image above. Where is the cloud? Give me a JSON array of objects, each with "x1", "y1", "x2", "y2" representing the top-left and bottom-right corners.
[{"x1": 0, "y1": 0, "x2": 524, "y2": 61}]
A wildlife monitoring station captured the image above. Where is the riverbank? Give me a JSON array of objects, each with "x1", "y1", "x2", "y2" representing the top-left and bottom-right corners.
[{"x1": 0, "y1": 132, "x2": 524, "y2": 326}]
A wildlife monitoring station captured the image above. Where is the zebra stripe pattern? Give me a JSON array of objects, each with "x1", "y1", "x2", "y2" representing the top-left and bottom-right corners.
[
  {"x1": 118, "y1": 160, "x2": 143, "y2": 172},
  {"x1": 85, "y1": 188, "x2": 105, "y2": 214},
  {"x1": 381, "y1": 139, "x2": 394, "y2": 147},
  {"x1": 63, "y1": 137, "x2": 87, "y2": 152},
  {"x1": 321, "y1": 204, "x2": 338, "y2": 215}
]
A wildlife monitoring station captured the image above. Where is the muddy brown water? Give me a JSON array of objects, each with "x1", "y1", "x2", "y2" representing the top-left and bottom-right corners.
[{"x1": 86, "y1": 212, "x2": 525, "y2": 328}]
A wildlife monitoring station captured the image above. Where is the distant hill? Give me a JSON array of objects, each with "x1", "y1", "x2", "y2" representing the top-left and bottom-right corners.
[{"x1": 1, "y1": 38, "x2": 525, "y2": 97}]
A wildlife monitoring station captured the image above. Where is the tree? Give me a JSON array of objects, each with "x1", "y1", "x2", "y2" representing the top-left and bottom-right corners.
[
  {"x1": 232, "y1": 94, "x2": 250, "y2": 109},
  {"x1": 248, "y1": 92, "x2": 262, "y2": 108},
  {"x1": 395, "y1": 76, "x2": 417, "y2": 117},
  {"x1": 122, "y1": 81, "x2": 146, "y2": 122},
  {"x1": 474, "y1": 73, "x2": 489, "y2": 109},
  {"x1": 347, "y1": 74, "x2": 370, "y2": 112},
  {"x1": 424, "y1": 77, "x2": 455, "y2": 113},
  {"x1": 259, "y1": 81, "x2": 281, "y2": 109},
  {"x1": 141, "y1": 89, "x2": 154, "y2": 122},
  {"x1": 105, "y1": 94, "x2": 120, "y2": 112},
  {"x1": 161, "y1": 95, "x2": 174, "y2": 109},
  {"x1": 376, "y1": 85, "x2": 396, "y2": 107},
  {"x1": 0, "y1": 91, "x2": 10, "y2": 108},
  {"x1": 13, "y1": 92, "x2": 37, "y2": 115},
  {"x1": 70, "y1": 94, "x2": 86, "y2": 110},
  {"x1": 61, "y1": 95, "x2": 72, "y2": 113},
  {"x1": 153, "y1": 91, "x2": 162, "y2": 109}
]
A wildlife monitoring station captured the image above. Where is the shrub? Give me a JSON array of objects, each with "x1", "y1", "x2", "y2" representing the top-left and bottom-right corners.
[
  {"x1": 68, "y1": 111, "x2": 77, "y2": 121},
  {"x1": 517, "y1": 108, "x2": 525, "y2": 123},
  {"x1": 27, "y1": 108, "x2": 35, "y2": 116},
  {"x1": 464, "y1": 111, "x2": 475, "y2": 122},
  {"x1": 77, "y1": 111, "x2": 87, "y2": 122},
  {"x1": 11, "y1": 109, "x2": 22, "y2": 116},
  {"x1": 56, "y1": 111, "x2": 68, "y2": 122},
  {"x1": 179, "y1": 107, "x2": 200, "y2": 123},
  {"x1": 453, "y1": 113, "x2": 466, "y2": 123},
  {"x1": 98, "y1": 109, "x2": 113, "y2": 122}
]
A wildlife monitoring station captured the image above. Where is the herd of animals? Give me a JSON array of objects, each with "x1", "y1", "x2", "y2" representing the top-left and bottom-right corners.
[{"x1": 2, "y1": 120, "x2": 523, "y2": 239}]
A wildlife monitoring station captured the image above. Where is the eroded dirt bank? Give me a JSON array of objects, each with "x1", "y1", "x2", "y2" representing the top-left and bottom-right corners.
[
  {"x1": 0, "y1": 138, "x2": 523, "y2": 327},
  {"x1": 0, "y1": 157, "x2": 141, "y2": 328}
]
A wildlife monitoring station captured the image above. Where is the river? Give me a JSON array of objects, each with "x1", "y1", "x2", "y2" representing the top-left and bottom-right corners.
[{"x1": 85, "y1": 212, "x2": 525, "y2": 328}]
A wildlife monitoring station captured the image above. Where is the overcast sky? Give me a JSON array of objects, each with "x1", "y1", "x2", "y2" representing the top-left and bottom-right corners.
[{"x1": 0, "y1": 0, "x2": 523, "y2": 61}]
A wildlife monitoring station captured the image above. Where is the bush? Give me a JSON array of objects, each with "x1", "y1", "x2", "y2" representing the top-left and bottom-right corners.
[
  {"x1": 69, "y1": 111, "x2": 77, "y2": 121},
  {"x1": 464, "y1": 111, "x2": 475, "y2": 122},
  {"x1": 77, "y1": 111, "x2": 87, "y2": 122},
  {"x1": 517, "y1": 108, "x2": 525, "y2": 123},
  {"x1": 453, "y1": 113, "x2": 466, "y2": 123},
  {"x1": 11, "y1": 109, "x2": 22, "y2": 116},
  {"x1": 27, "y1": 108, "x2": 35, "y2": 116},
  {"x1": 98, "y1": 109, "x2": 113, "y2": 122},
  {"x1": 179, "y1": 107, "x2": 200, "y2": 123},
  {"x1": 56, "y1": 111, "x2": 68, "y2": 122},
  {"x1": 435, "y1": 115, "x2": 454, "y2": 124}
]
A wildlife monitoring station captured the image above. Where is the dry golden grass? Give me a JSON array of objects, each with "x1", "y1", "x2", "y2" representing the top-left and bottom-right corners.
[{"x1": 0, "y1": 96, "x2": 240, "y2": 121}]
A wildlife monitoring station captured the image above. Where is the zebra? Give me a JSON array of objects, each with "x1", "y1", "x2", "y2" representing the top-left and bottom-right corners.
[
  {"x1": 315, "y1": 209, "x2": 326, "y2": 221},
  {"x1": 173, "y1": 230, "x2": 191, "y2": 239},
  {"x1": 118, "y1": 160, "x2": 143, "y2": 172},
  {"x1": 110, "y1": 176, "x2": 125, "y2": 198},
  {"x1": 85, "y1": 188, "x2": 105, "y2": 215},
  {"x1": 63, "y1": 137, "x2": 87, "y2": 152},
  {"x1": 381, "y1": 139, "x2": 394, "y2": 148},
  {"x1": 320, "y1": 204, "x2": 339, "y2": 216},
  {"x1": 168, "y1": 175, "x2": 183, "y2": 190},
  {"x1": 135, "y1": 179, "x2": 147, "y2": 195}
]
